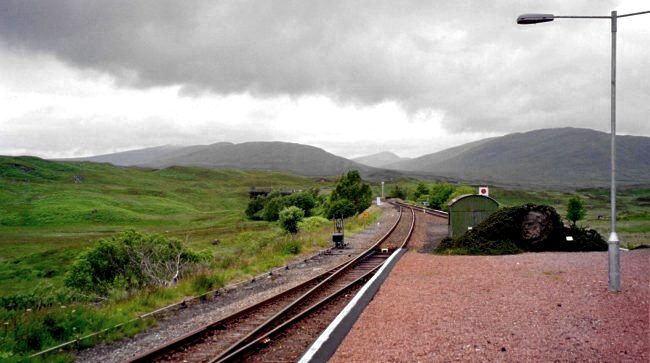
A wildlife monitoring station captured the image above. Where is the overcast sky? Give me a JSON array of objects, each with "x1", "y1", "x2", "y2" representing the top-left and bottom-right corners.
[{"x1": 1, "y1": 0, "x2": 648, "y2": 159}]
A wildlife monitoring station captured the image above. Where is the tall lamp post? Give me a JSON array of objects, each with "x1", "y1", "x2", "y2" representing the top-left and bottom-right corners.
[{"x1": 517, "y1": 10, "x2": 650, "y2": 292}]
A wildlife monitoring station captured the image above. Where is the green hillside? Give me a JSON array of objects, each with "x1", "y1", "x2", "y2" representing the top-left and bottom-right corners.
[{"x1": 0, "y1": 156, "x2": 328, "y2": 296}]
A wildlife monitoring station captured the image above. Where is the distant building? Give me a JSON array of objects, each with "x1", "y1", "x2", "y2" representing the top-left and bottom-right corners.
[{"x1": 248, "y1": 188, "x2": 299, "y2": 198}]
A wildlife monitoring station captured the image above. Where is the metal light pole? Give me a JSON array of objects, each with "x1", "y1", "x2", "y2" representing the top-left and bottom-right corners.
[{"x1": 517, "y1": 10, "x2": 650, "y2": 292}]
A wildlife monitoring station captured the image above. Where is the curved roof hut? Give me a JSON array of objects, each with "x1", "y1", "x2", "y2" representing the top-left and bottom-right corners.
[{"x1": 448, "y1": 194, "x2": 499, "y2": 238}]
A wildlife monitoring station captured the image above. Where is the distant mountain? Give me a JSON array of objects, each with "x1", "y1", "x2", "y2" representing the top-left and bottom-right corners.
[
  {"x1": 69, "y1": 144, "x2": 222, "y2": 166},
  {"x1": 352, "y1": 151, "x2": 411, "y2": 168},
  {"x1": 63, "y1": 128, "x2": 650, "y2": 187},
  {"x1": 389, "y1": 127, "x2": 650, "y2": 187},
  {"x1": 68, "y1": 141, "x2": 400, "y2": 179}
]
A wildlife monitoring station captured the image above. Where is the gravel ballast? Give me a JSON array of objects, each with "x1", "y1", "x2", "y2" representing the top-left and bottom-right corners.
[{"x1": 332, "y1": 250, "x2": 649, "y2": 362}]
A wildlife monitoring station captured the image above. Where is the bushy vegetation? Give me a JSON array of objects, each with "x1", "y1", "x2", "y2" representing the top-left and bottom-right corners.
[
  {"x1": 245, "y1": 196, "x2": 266, "y2": 220},
  {"x1": 413, "y1": 182, "x2": 429, "y2": 200},
  {"x1": 246, "y1": 191, "x2": 318, "y2": 223},
  {"x1": 436, "y1": 204, "x2": 607, "y2": 255},
  {"x1": 427, "y1": 183, "x2": 455, "y2": 208},
  {"x1": 326, "y1": 199, "x2": 357, "y2": 219},
  {"x1": 64, "y1": 230, "x2": 207, "y2": 297},
  {"x1": 279, "y1": 206, "x2": 304, "y2": 234},
  {"x1": 388, "y1": 184, "x2": 408, "y2": 199},
  {"x1": 245, "y1": 170, "x2": 373, "y2": 223},
  {"x1": 261, "y1": 194, "x2": 287, "y2": 221},
  {"x1": 385, "y1": 181, "x2": 476, "y2": 210},
  {"x1": 0, "y1": 158, "x2": 386, "y2": 360},
  {"x1": 329, "y1": 171, "x2": 372, "y2": 214}
]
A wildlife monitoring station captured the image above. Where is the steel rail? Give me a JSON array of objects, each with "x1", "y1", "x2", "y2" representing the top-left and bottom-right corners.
[
  {"x1": 209, "y1": 205, "x2": 407, "y2": 361},
  {"x1": 127, "y1": 264, "x2": 345, "y2": 363},
  {"x1": 391, "y1": 200, "x2": 449, "y2": 219},
  {"x1": 213, "y1": 205, "x2": 416, "y2": 362},
  {"x1": 128, "y1": 203, "x2": 405, "y2": 362}
]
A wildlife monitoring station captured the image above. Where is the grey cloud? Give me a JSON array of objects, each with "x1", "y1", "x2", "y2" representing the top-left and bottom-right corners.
[
  {"x1": 0, "y1": 111, "x2": 275, "y2": 158},
  {"x1": 0, "y1": 0, "x2": 647, "y2": 135}
]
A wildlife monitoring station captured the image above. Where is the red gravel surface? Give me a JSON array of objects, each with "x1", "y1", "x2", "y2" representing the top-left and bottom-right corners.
[{"x1": 332, "y1": 250, "x2": 649, "y2": 362}]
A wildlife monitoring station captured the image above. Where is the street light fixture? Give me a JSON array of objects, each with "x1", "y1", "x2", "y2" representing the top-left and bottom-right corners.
[{"x1": 517, "y1": 9, "x2": 650, "y2": 292}]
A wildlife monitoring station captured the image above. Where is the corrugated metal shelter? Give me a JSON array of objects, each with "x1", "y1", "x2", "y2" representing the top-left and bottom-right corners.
[{"x1": 448, "y1": 194, "x2": 499, "y2": 238}]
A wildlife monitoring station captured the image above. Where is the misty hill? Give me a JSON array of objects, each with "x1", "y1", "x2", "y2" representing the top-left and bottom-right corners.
[
  {"x1": 69, "y1": 144, "x2": 218, "y2": 166},
  {"x1": 68, "y1": 141, "x2": 398, "y2": 179},
  {"x1": 352, "y1": 151, "x2": 411, "y2": 168},
  {"x1": 389, "y1": 128, "x2": 650, "y2": 187}
]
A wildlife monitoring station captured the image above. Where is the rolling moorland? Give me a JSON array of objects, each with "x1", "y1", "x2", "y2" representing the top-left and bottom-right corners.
[
  {"x1": 2, "y1": 156, "x2": 648, "y2": 300},
  {"x1": 0, "y1": 156, "x2": 340, "y2": 297},
  {"x1": 1, "y1": 156, "x2": 390, "y2": 360}
]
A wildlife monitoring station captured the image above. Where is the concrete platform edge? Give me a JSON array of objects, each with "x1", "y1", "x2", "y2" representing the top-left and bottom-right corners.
[{"x1": 298, "y1": 248, "x2": 407, "y2": 363}]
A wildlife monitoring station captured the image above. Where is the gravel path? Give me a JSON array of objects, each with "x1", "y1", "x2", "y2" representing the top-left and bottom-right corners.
[
  {"x1": 332, "y1": 249, "x2": 649, "y2": 362},
  {"x1": 74, "y1": 203, "x2": 399, "y2": 362}
]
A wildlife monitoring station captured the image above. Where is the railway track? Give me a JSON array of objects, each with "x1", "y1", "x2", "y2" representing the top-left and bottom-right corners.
[
  {"x1": 128, "y1": 202, "x2": 417, "y2": 363},
  {"x1": 391, "y1": 200, "x2": 448, "y2": 219}
]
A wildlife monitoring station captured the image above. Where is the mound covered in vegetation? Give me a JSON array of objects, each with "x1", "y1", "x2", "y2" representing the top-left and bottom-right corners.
[{"x1": 436, "y1": 204, "x2": 607, "y2": 255}]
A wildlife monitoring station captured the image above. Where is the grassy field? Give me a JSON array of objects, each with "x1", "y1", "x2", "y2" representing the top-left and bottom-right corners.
[
  {"x1": 0, "y1": 156, "x2": 332, "y2": 296},
  {"x1": 0, "y1": 156, "x2": 387, "y2": 361}
]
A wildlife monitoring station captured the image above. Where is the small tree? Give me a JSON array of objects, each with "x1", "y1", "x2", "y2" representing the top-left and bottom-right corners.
[
  {"x1": 245, "y1": 196, "x2": 266, "y2": 220},
  {"x1": 262, "y1": 196, "x2": 287, "y2": 221},
  {"x1": 388, "y1": 185, "x2": 407, "y2": 199},
  {"x1": 279, "y1": 206, "x2": 304, "y2": 233},
  {"x1": 428, "y1": 183, "x2": 456, "y2": 209},
  {"x1": 329, "y1": 170, "x2": 372, "y2": 214},
  {"x1": 326, "y1": 199, "x2": 356, "y2": 219},
  {"x1": 414, "y1": 182, "x2": 430, "y2": 200},
  {"x1": 566, "y1": 196, "x2": 586, "y2": 225},
  {"x1": 285, "y1": 191, "x2": 316, "y2": 217}
]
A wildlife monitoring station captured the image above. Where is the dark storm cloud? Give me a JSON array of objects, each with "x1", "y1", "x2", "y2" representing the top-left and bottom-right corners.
[{"x1": 0, "y1": 0, "x2": 647, "y2": 134}]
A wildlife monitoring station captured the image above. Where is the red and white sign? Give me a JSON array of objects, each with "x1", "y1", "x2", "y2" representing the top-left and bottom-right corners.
[{"x1": 478, "y1": 186, "x2": 489, "y2": 196}]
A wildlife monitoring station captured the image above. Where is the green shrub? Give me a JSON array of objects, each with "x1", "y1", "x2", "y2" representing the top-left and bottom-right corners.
[
  {"x1": 65, "y1": 230, "x2": 206, "y2": 296},
  {"x1": 330, "y1": 171, "x2": 372, "y2": 214},
  {"x1": 285, "y1": 191, "x2": 316, "y2": 217},
  {"x1": 245, "y1": 196, "x2": 266, "y2": 220},
  {"x1": 261, "y1": 196, "x2": 287, "y2": 221},
  {"x1": 388, "y1": 185, "x2": 407, "y2": 200},
  {"x1": 326, "y1": 199, "x2": 356, "y2": 219},
  {"x1": 0, "y1": 286, "x2": 85, "y2": 311},
  {"x1": 279, "y1": 206, "x2": 304, "y2": 234},
  {"x1": 414, "y1": 182, "x2": 430, "y2": 200},
  {"x1": 428, "y1": 183, "x2": 455, "y2": 209}
]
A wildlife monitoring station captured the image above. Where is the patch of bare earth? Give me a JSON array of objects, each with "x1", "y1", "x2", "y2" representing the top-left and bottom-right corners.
[{"x1": 332, "y1": 249, "x2": 649, "y2": 362}]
